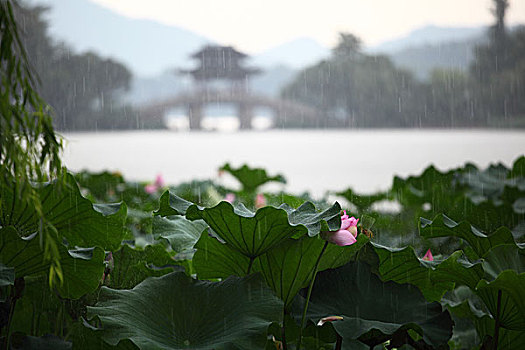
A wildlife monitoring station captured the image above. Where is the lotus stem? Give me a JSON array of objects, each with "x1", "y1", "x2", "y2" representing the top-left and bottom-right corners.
[
  {"x1": 297, "y1": 240, "x2": 329, "y2": 349},
  {"x1": 246, "y1": 257, "x2": 254, "y2": 275},
  {"x1": 282, "y1": 308, "x2": 288, "y2": 350}
]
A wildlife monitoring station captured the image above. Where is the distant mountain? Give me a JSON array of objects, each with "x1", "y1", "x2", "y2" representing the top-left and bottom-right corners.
[
  {"x1": 366, "y1": 25, "x2": 490, "y2": 80},
  {"x1": 27, "y1": 0, "x2": 328, "y2": 77},
  {"x1": 252, "y1": 38, "x2": 330, "y2": 69},
  {"x1": 368, "y1": 25, "x2": 485, "y2": 54},
  {"x1": 27, "y1": 0, "x2": 212, "y2": 77},
  {"x1": 387, "y1": 39, "x2": 481, "y2": 80}
]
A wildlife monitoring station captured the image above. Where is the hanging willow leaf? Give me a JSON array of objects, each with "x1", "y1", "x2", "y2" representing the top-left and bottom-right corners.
[{"x1": 87, "y1": 272, "x2": 283, "y2": 349}]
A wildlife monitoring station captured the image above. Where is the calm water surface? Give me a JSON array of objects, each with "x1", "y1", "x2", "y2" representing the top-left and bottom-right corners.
[{"x1": 63, "y1": 129, "x2": 525, "y2": 197}]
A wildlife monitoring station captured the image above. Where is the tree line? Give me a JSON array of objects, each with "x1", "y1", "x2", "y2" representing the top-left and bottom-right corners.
[
  {"x1": 281, "y1": 0, "x2": 525, "y2": 128},
  {"x1": 12, "y1": 1, "x2": 163, "y2": 131},
  {"x1": 11, "y1": 0, "x2": 525, "y2": 130}
]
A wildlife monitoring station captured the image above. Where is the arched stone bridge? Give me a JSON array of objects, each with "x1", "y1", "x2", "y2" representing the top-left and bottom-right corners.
[{"x1": 138, "y1": 88, "x2": 319, "y2": 129}]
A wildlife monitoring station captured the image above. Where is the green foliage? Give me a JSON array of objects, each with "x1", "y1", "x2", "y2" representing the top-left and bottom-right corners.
[
  {"x1": 0, "y1": 0, "x2": 62, "y2": 182},
  {"x1": 0, "y1": 227, "x2": 105, "y2": 299},
  {"x1": 1, "y1": 0, "x2": 65, "y2": 290},
  {"x1": 0, "y1": 173, "x2": 127, "y2": 251},
  {"x1": 253, "y1": 235, "x2": 368, "y2": 307},
  {"x1": 281, "y1": 35, "x2": 419, "y2": 128},
  {"x1": 1, "y1": 159, "x2": 523, "y2": 349},
  {"x1": 282, "y1": 1, "x2": 525, "y2": 128},
  {"x1": 87, "y1": 272, "x2": 283, "y2": 349},
  {"x1": 12, "y1": 1, "x2": 140, "y2": 131},
  {"x1": 219, "y1": 163, "x2": 286, "y2": 193},
  {"x1": 300, "y1": 261, "x2": 453, "y2": 348}
]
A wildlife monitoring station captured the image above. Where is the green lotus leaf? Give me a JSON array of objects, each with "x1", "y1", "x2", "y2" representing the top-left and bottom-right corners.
[
  {"x1": 448, "y1": 296, "x2": 525, "y2": 350},
  {"x1": 476, "y1": 315, "x2": 525, "y2": 350},
  {"x1": 513, "y1": 198, "x2": 525, "y2": 214},
  {"x1": 0, "y1": 227, "x2": 105, "y2": 299},
  {"x1": 301, "y1": 261, "x2": 453, "y2": 348},
  {"x1": 219, "y1": 163, "x2": 286, "y2": 192},
  {"x1": 184, "y1": 199, "x2": 343, "y2": 260},
  {"x1": 483, "y1": 244, "x2": 525, "y2": 280},
  {"x1": 74, "y1": 170, "x2": 125, "y2": 201},
  {"x1": 476, "y1": 270, "x2": 525, "y2": 330},
  {"x1": 155, "y1": 192, "x2": 342, "y2": 245},
  {"x1": 419, "y1": 214, "x2": 516, "y2": 259},
  {"x1": 392, "y1": 165, "x2": 458, "y2": 208},
  {"x1": 369, "y1": 243, "x2": 454, "y2": 301},
  {"x1": 109, "y1": 244, "x2": 179, "y2": 289},
  {"x1": 282, "y1": 201, "x2": 342, "y2": 236},
  {"x1": 188, "y1": 202, "x2": 303, "y2": 257},
  {"x1": 154, "y1": 191, "x2": 194, "y2": 217},
  {"x1": 192, "y1": 230, "x2": 250, "y2": 279},
  {"x1": 71, "y1": 319, "x2": 139, "y2": 350},
  {"x1": 253, "y1": 235, "x2": 368, "y2": 307},
  {"x1": 431, "y1": 251, "x2": 485, "y2": 290},
  {"x1": 87, "y1": 272, "x2": 283, "y2": 349},
  {"x1": 509, "y1": 156, "x2": 525, "y2": 178},
  {"x1": 0, "y1": 173, "x2": 126, "y2": 251},
  {"x1": 369, "y1": 242, "x2": 487, "y2": 301},
  {"x1": 152, "y1": 215, "x2": 208, "y2": 253}
]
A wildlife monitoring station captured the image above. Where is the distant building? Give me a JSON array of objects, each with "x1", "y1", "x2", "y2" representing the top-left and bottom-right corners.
[
  {"x1": 180, "y1": 45, "x2": 261, "y2": 88},
  {"x1": 140, "y1": 45, "x2": 317, "y2": 130}
]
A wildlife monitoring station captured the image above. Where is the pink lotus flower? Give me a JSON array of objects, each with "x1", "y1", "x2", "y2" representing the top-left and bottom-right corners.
[
  {"x1": 255, "y1": 193, "x2": 266, "y2": 208},
  {"x1": 154, "y1": 174, "x2": 165, "y2": 188},
  {"x1": 422, "y1": 249, "x2": 434, "y2": 261},
  {"x1": 323, "y1": 211, "x2": 359, "y2": 246},
  {"x1": 224, "y1": 193, "x2": 236, "y2": 203},
  {"x1": 144, "y1": 173, "x2": 166, "y2": 194},
  {"x1": 144, "y1": 184, "x2": 158, "y2": 194}
]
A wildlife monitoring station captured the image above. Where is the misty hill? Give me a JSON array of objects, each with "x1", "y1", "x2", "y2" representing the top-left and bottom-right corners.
[
  {"x1": 27, "y1": 0, "x2": 325, "y2": 77},
  {"x1": 387, "y1": 39, "x2": 482, "y2": 80},
  {"x1": 366, "y1": 25, "x2": 486, "y2": 80},
  {"x1": 252, "y1": 38, "x2": 329, "y2": 69},
  {"x1": 368, "y1": 25, "x2": 485, "y2": 53},
  {"x1": 27, "y1": 0, "x2": 212, "y2": 77},
  {"x1": 27, "y1": 0, "x2": 511, "y2": 99}
]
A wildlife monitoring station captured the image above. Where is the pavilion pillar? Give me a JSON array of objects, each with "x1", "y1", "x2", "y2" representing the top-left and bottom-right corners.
[
  {"x1": 238, "y1": 103, "x2": 253, "y2": 130},
  {"x1": 188, "y1": 103, "x2": 203, "y2": 130}
]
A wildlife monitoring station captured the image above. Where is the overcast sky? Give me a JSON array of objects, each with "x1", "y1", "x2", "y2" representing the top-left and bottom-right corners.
[{"x1": 90, "y1": 0, "x2": 525, "y2": 53}]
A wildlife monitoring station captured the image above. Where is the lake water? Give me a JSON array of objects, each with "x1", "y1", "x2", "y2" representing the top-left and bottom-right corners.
[{"x1": 62, "y1": 129, "x2": 525, "y2": 197}]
